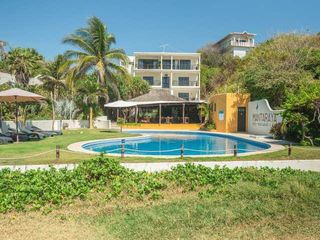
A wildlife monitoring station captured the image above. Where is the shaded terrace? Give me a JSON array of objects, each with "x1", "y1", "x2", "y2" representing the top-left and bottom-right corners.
[{"x1": 105, "y1": 90, "x2": 203, "y2": 124}]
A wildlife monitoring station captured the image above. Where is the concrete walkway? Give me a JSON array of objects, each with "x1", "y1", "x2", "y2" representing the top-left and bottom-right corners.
[{"x1": 0, "y1": 160, "x2": 320, "y2": 172}]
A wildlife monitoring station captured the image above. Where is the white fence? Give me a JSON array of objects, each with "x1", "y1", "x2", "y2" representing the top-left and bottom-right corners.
[{"x1": 1, "y1": 118, "x2": 111, "y2": 131}]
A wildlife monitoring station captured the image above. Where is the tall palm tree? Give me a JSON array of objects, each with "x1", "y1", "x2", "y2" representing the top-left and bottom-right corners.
[
  {"x1": 39, "y1": 55, "x2": 67, "y2": 130},
  {"x1": 63, "y1": 16, "x2": 128, "y2": 105},
  {"x1": 5, "y1": 48, "x2": 44, "y2": 86},
  {"x1": 75, "y1": 75, "x2": 108, "y2": 128}
]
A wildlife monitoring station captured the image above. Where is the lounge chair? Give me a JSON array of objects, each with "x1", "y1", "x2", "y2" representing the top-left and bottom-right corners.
[
  {"x1": 0, "y1": 134, "x2": 13, "y2": 144},
  {"x1": 16, "y1": 123, "x2": 46, "y2": 140},
  {"x1": 0, "y1": 126, "x2": 30, "y2": 142},
  {"x1": 25, "y1": 124, "x2": 63, "y2": 136}
]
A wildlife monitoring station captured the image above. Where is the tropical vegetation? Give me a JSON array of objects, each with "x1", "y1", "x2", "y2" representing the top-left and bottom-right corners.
[
  {"x1": 199, "y1": 33, "x2": 320, "y2": 144},
  {"x1": 0, "y1": 16, "x2": 147, "y2": 124}
]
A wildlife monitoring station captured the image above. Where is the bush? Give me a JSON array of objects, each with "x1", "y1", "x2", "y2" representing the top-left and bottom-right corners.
[
  {"x1": 0, "y1": 156, "x2": 314, "y2": 213},
  {"x1": 270, "y1": 123, "x2": 284, "y2": 139},
  {"x1": 200, "y1": 122, "x2": 216, "y2": 131}
]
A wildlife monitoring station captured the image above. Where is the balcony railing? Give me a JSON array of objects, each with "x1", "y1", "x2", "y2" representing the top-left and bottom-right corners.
[
  {"x1": 136, "y1": 63, "x2": 199, "y2": 70},
  {"x1": 172, "y1": 80, "x2": 199, "y2": 87},
  {"x1": 230, "y1": 41, "x2": 255, "y2": 47},
  {"x1": 137, "y1": 63, "x2": 160, "y2": 69}
]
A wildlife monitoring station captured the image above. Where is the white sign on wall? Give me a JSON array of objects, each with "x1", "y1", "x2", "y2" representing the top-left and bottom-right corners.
[
  {"x1": 248, "y1": 99, "x2": 283, "y2": 135},
  {"x1": 218, "y1": 111, "x2": 224, "y2": 121}
]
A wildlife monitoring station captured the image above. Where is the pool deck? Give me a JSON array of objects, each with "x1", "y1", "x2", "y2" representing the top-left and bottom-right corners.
[{"x1": 67, "y1": 130, "x2": 285, "y2": 158}]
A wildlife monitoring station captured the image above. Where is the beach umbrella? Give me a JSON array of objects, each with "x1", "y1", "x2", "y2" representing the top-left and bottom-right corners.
[{"x1": 0, "y1": 88, "x2": 45, "y2": 142}]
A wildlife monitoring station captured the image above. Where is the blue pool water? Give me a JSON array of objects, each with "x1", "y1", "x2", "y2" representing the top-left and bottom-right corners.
[{"x1": 82, "y1": 131, "x2": 270, "y2": 156}]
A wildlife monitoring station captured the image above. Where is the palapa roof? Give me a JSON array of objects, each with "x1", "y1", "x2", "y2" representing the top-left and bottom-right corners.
[
  {"x1": 130, "y1": 89, "x2": 185, "y2": 102},
  {"x1": 105, "y1": 89, "x2": 203, "y2": 108}
]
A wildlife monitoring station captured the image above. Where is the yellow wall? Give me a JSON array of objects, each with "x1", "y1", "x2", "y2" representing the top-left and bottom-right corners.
[{"x1": 209, "y1": 93, "x2": 250, "y2": 133}]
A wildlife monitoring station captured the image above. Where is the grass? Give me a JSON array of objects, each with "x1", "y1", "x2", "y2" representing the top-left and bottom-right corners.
[
  {"x1": 0, "y1": 129, "x2": 320, "y2": 165},
  {"x1": 0, "y1": 129, "x2": 133, "y2": 165},
  {"x1": 1, "y1": 167, "x2": 320, "y2": 240}
]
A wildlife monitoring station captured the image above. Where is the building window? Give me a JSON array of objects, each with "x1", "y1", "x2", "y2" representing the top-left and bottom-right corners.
[
  {"x1": 138, "y1": 59, "x2": 159, "y2": 69},
  {"x1": 172, "y1": 60, "x2": 191, "y2": 70},
  {"x1": 178, "y1": 77, "x2": 189, "y2": 86},
  {"x1": 162, "y1": 60, "x2": 171, "y2": 69},
  {"x1": 143, "y1": 76, "x2": 154, "y2": 85},
  {"x1": 179, "y1": 60, "x2": 191, "y2": 70},
  {"x1": 178, "y1": 92, "x2": 189, "y2": 100}
]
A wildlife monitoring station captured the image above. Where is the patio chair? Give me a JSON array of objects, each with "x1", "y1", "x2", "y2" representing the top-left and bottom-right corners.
[
  {"x1": 25, "y1": 124, "x2": 63, "y2": 136},
  {"x1": 16, "y1": 123, "x2": 46, "y2": 140},
  {"x1": 0, "y1": 125, "x2": 30, "y2": 142}
]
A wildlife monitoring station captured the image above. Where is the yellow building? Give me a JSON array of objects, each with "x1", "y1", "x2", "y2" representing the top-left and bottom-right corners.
[{"x1": 209, "y1": 93, "x2": 250, "y2": 133}]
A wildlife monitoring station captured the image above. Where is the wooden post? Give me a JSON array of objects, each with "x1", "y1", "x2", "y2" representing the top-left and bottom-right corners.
[
  {"x1": 56, "y1": 145, "x2": 60, "y2": 161},
  {"x1": 233, "y1": 144, "x2": 237, "y2": 157},
  {"x1": 116, "y1": 108, "x2": 119, "y2": 119},
  {"x1": 182, "y1": 103, "x2": 185, "y2": 123},
  {"x1": 121, "y1": 139, "x2": 125, "y2": 158},
  {"x1": 288, "y1": 144, "x2": 292, "y2": 156},
  {"x1": 159, "y1": 104, "x2": 162, "y2": 124},
  {"x1": 181, "y1": 144, "x2": 184, "y2": 159}
]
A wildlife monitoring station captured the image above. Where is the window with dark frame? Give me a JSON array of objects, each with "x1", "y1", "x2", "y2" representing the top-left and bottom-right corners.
[
  {"x1": 179, "y1": 60, "x2": 191, "y2": 70},
  {"x1": 178, "y1": 92, "x2": 189, "y2": 100},
  {"x1": 178, "y1": 77, "x2": 190, "y2": 86},
  {"x1": 162, "y1": 60, "x2": 171, "y2": 69},
  {"x1": 143, "y1": 76, "x2": 154, "y2": 85}
]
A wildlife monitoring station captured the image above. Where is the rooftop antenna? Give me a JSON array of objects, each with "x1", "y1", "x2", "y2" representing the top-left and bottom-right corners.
[{"x1": 160, "y1": 43, "x2": 169, "y2": 52}]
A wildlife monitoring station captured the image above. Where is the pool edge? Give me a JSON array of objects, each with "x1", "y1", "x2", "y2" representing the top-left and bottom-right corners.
[{"x1": 67, "y1": 130, "x2": 285, "y2": 158}]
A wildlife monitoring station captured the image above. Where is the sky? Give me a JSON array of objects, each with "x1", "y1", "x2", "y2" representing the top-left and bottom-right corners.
[{"x1": 0, "y1": 0, "x2": 319, "y2": 60}]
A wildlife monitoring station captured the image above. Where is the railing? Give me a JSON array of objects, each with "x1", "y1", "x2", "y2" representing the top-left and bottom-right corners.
[
  {"x1": 136, "y1": 64, "x2": 199, "y2": 70},
  {"x1": 137, "y1": 63, "x2": 160, "y2": 69},
  {"x1": 172, "y1": 64, "x2": 199, "y2": 70},
  {"x1": 230, "y1": 41, "x2": 255, "y2": 47},
  {"x1": 172, "y1": 80, "x2": 199, "y2": 87}
]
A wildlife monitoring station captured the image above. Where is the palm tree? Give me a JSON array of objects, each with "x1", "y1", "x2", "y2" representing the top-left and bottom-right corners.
[
  {"x1": 75, "y1": 75, "x2": 108, "y2": 128},
  {"x1": 198, "y1": 103, "x2": 211, "y2": 126},
  {"x1": 63, "y1": 16, "x2": 128, "y2": 106},
  {"x1": 39, "y1": 55, "x2": 67, "y2": 130},
  {"x1": 5, "y1": 48, "x2": 44, "y2": 86}
]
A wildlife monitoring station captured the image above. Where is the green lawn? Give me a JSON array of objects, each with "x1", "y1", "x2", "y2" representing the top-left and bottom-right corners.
[{"x1": 0, "y1": 129, "x2": 320, "y2": 165}]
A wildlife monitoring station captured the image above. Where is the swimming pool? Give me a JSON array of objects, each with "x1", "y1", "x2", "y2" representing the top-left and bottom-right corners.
[{"x1": 81, "y1": 130, "x2": 271, "y2": 157}]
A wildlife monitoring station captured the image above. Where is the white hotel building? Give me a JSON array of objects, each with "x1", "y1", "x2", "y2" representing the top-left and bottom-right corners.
[{"x1": 124, "y1": 52, "x2": 201, "y2": 101}]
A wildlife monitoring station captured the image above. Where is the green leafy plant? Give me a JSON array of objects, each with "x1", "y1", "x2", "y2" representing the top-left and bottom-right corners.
[{"x1": 0, "y1": 156, "x2": 316, "y2": 214}]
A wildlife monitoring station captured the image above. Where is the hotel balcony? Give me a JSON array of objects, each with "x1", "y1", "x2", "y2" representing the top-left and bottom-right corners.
[
  {"x1": 230, "y1": 40, "x2": 255, "y2": 47},
  {"x1": 172, "y1": 80, "x2": 199, "y2": 87},
  {"x1": 136, "y1": 63, "x2": 199, "y2": 71}
]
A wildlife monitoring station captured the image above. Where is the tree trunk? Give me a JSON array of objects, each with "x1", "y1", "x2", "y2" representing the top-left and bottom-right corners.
[
  {"x1": 89, "y1": 106, "x2": 93, "y2": 129},
  {"x1": 51, "y1": 90, "x2": 55, "y2": 131}
]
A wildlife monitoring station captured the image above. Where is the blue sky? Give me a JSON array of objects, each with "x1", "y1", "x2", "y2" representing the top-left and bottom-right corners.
[{"x1": 0, "y1": 0, "x2": 319, "y2": 60}]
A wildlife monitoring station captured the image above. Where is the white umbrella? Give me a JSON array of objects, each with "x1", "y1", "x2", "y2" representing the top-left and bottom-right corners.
[
  {"x1": 0, "y1": 88, "x2": 45, "y2": 142},
  {"x1": 104, "y1": 100, "x2": 137, "y2": 108}
]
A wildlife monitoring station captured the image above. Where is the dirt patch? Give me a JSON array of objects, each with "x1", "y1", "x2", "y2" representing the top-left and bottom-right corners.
[{"x1": 0, "y1": 212, "x2": 100, "y2": 240}]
